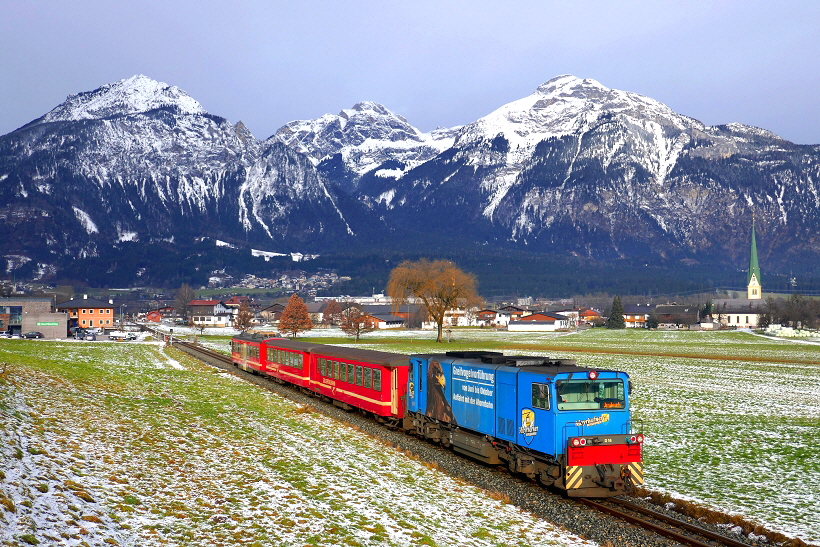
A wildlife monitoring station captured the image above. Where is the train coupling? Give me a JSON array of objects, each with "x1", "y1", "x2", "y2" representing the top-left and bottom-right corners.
[{"x1": 593, "y1": 464, "x2": 625, "y2": 491}]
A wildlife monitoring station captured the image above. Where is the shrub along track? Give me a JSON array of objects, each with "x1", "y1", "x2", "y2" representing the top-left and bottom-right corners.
[{"x1": 172, "y1": 340, "x2": 807, "y2": 547}]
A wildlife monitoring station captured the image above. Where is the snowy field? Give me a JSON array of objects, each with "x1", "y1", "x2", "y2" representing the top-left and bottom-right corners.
[
  {"x1": 0, "y1": 339, "x2": 595, "y2": 547},
  {"x1": 193, "y1": 327, "x2": 820, "y2": 544},
  {"x1": 2, "y1": 328, "x2": 819, "y2": 546}
]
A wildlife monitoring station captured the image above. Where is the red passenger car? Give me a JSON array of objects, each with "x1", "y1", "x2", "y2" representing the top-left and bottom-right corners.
[
  {"x1": 231, "y1": 335, "x2": 411, "y2": 423},
  {"x1": 308, "y1": 345, "x2": 410, "y2": 423},
  {"x1": 261, "y1": 339, "x2": 316, "y2": 390},
  {"x1": 231, "y1": 333, "x2": 278, "y2": 374}
]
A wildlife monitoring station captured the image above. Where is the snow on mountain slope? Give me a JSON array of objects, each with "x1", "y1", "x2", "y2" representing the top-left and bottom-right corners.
[
  {"x1": 447, "y1": 75, "x2": 702, "y2": 219},
  {"x1": 0, "y1": 75, "x2": 360, "y2": 271},
  {"x1": 2, "y1": 73, "x2": 820, "y2": 283},
  {"x1": 34, "y1": 75, "x2": 205, "y2": 125},
  {"x1": 274, "y1": 101, "x2": 458, "y2": 175}
]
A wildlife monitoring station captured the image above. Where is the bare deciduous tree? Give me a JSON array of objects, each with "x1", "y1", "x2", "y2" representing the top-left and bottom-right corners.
[
  {"x1": 174, "y1": 283, "x2": 197, "y2": 320},
  {"x1": 234, "y1": 300, "x2": 254, "y2": 333},
  {"x1": 322, "y1": 299, "x2": 343, "y2": 326},
  {"x1": 340, "y1": 308, "x2": 376, "y2": 341},
  {"x1": 387, "y1": 258, "x2": 480, "y2": 343}
]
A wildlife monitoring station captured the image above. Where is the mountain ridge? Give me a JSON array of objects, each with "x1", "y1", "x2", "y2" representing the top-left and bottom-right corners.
[{"x1": 2, "y1": 74, "x2": 819, "y2": 291}]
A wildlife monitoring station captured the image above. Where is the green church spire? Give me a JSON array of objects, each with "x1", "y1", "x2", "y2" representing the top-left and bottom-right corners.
[{"x1": 748, "y1": 219, "x2": 760, "y2": 286}]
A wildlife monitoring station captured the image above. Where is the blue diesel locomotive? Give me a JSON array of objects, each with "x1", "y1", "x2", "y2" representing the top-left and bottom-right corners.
[{"x1": 405, "y1": 351, "x2": 643, "y2": 497}]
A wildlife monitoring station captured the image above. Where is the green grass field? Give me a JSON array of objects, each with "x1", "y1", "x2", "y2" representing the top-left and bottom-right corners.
[
  {"x1": 0, "y1": 340, "x2": 593, "y2": 547},
  {"x1": 2, "y1": 329, "x2": 819, "y2": 545}
]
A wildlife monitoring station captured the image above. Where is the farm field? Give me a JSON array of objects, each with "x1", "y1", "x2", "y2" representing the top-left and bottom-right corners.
[
  {"x1": 198, "y1": 327, "x2": 820, "y2": 545},
  {"x1": 0, "y1": 339, "x2": 594, "y2": 547}
]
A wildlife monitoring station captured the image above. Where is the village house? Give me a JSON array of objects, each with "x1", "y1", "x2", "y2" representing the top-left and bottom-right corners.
[
  {"x1": 57, "y1": 296, "x2": 116, "y2": 332},
  {"x1": 476, "y1": 309, "x2": 512, "y2": 327},
  {"x1": 622, "y1": 304, "x2": 652, "y2": 329},
  {"x1": 507, "y1": 312, "x2": 570, "y2": 332},
  {"x1": 187, "y1": 299, "x2": 232, "y2": 327}
]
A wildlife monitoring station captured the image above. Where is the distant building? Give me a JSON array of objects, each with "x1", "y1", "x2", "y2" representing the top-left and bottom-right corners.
[
  {"x1": 477, "y1": 309, "x2": 512, "y2": 327},
  {"x1": 578, "y1": 308, "x2": 602, "y2": 326},
  {"x1": 622, "y1": 304, "x2": 651, "y2": 329},
  {"x1": 654, "y1": 304, "x2": 700, "y2": 329},
  {"x1": 1, "y1": 297, "x2": 66, "y2": 338},
  {"x1": 188, "y1": 299, "x2": 232, "y2": 327},
  {"x1": 712, "y1": 221, "x2": 764, "y2": 328},
  {"x1": 508, "y1": 312, "x2": 570, "y2": 331},
  {"x1": 57, "y1": 296, "x2": 116, "y2": 332}
]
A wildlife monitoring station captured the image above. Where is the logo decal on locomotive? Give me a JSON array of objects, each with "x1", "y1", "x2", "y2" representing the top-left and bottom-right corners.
[
  {"x1": 574, "y1": 413, "x2": 610, "y2": 427},
  {"x1": 519, "y1": 408, "x2": 538, "y2": 445}
]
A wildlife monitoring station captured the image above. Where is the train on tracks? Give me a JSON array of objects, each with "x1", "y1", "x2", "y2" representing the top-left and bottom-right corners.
[{"x1": 232, "y1": 333, "x2": 644, "y2": 498}]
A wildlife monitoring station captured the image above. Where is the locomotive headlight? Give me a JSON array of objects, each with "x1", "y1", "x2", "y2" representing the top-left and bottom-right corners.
[
  {"x1": 588, "y1": 370, "x2": 599, "y2": 380},
  {"x1": 636, "y1": 434, "x2": 645, "y2": 444},
  {"x1": 579, "y1": 438, "x2": 587, "y2": 446},
  {"x1": 572, "y1": 438, "x2": 585, "y2": 447}
]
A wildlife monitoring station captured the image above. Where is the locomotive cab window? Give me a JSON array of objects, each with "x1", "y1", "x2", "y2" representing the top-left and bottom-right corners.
[
  {"x1": 531, "y1": 383, "x2": 550, "y2": 410},
  {"x1": 556, "y1": 379, "x2": 625, "y2": 410}
]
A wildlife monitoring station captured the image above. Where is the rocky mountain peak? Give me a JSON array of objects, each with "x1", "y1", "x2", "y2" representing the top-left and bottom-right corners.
[
  {"x1": 273, "y1": 100, "x2": 457, "y2": 174},
  {"x1": 35, "y1": 74, "x2": 205, "y2": 126},
  {"x1": 346, "y1": 101, "x2": 394, "y2": 118}
]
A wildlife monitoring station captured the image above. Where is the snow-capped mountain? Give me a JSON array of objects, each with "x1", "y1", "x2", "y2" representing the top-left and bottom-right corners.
[
  {"x1": 0, "y1": 76, "x2": 368, "y2": 282},
  {"x1": 34, "y1": 75, "x2": 206, "y2": 124},
  {"x1": 338, "y1": 75, "x2": 820, "y2": 266},
  {"x1": 274, "y1": 101, "x2": 458, "y2": 178},
  {"x1": 2, "y1": 74, "x2": 820, "y2": 286}
]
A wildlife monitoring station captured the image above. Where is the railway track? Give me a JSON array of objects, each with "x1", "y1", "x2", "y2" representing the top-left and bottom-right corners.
[
  {"x1": 578, "y1": 497, "x2": 758, "y2": 547},
  {"x1": 171, "y1": 338, "x2": 767, "y2": 547}
]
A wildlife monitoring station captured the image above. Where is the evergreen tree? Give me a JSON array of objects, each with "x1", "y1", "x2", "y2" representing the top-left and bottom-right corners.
[
  {"x1": 646, "y1": 309, "x2": 659, "y2": 330},
  {"x1": 607, "y1": 295, "x2": 626, "y2": 329},
  {"x1": 279, "y1": 294, "x2": 313, "y2": 338}
]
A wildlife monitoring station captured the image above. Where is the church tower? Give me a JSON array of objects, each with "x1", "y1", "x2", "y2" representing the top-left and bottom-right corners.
[{"x1": 747, "y1": 220, "x2": 762, "y2": 300}]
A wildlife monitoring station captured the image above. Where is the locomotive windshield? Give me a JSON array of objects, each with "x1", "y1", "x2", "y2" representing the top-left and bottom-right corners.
[{"x1": 555, "y1": 378, "x2": 625, "y2": 410}]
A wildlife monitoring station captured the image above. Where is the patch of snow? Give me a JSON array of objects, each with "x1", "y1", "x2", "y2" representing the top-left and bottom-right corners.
[
  {"x1": 251, "y1": 248, "x2": 287, "y2": 261},
  {"x1": 72, "y1": 206, "x2": 99, "y2": 234},
  {"x1": 4, "y1": 254, "x2": 32, "y2": 273}
]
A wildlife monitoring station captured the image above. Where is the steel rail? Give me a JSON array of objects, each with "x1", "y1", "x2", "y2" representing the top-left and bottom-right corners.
[{"x1": 580, "y1": 497, "x2": 753, "y2": 547}]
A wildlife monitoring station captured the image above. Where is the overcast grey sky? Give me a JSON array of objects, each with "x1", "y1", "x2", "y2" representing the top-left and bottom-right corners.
[{"x1": 2, "y1": 1, "x2": 819, "y2": 143}]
